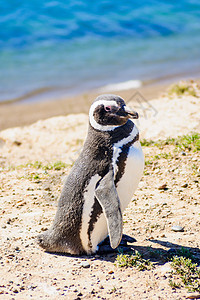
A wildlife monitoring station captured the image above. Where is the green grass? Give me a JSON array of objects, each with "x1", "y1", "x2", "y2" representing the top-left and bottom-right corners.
[
  {"x1": 115, "y1": 250, "x2": 154, "y2": 271},
  {"x1": 140, "y1": 139, "x2": 155, "y2": 147},
  {"x1": 12, "y1": 160, "x2": 70, "y2": 181},
  {"x1": 7, "y1": 160, "x2": 70, "y2": 172},
  {"x1": 170, "y1": 256, "x2": 200, "y2": 292},
  {"x1": 176, "y1": 247, "x2": 195, "y2": 260},
  {"x1": 153, "y1": 153, "x2": 173, "y2": 160},
  {"x1": 30, "y1": 160, "x2": 69, "y2": 170},
  {"x1": 172, "y1": 133, "x2": 200, "y2": 152},
  {"x1": 144, "y1": 152, "x2": 172, "y2": 166},
  {"x1": 47, "y1": 161, "x2": 69, "y2": 171},
  {"x1": 167, "y1": 247, "x2": 195, "y2": 262},
  {"x1": 26, "y1": 172, "x2": 41, "y2": 181},
  {"x1": 144, "y1": 160, "x2": 153, "y2": 166},
  {"x1": 169, "y1": 279, "x2": 181, "y2": 289},
  {"x1": 141, "y1": 133, "x2": 200, "y2": 152},
  {"x1": 167, "y1": 81, "x2": 199, "y2": 97}
]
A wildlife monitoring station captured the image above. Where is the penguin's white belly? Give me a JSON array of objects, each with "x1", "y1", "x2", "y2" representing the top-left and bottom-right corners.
[
  {"x1": 116, "y1": 141, "x2": 144, "y2": 212},
  {"x1": 90, "y1": 141, "x2": 144, "y2": 252},
  {"x1": 80, "y1": 141, "x2": 144, "y2": 254}
]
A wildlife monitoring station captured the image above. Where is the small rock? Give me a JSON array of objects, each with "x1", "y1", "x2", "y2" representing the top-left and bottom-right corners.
[
  {"x1": 28, "y1": 285, "x2": 37, "y2": 290},
  {"x1": 108, "y1": 270, "x2": 114, "y2": 274},
  {"x1": 181, "y1": 183, "x2": 188, "y2": 188},
  {"x1": 43, "y1": 184, "x2": 51, "y2": 191},
  {"x1": 186, "y1": 293, "x2": 200, "y2": 299},
  {"x1": 13, "y1": 141, "x2": 22, "y2": 146},
  {"x1": 99, "y1": 285, "x2": 104, "y2": 289},
  {"x1": 158, "y1": 183, "x2": 168, "y2": 190},
  {"x1": 171, "y1": 225, "x2": 184, "y2": 232},
  {"x1": 80, "y1": 261, "x2": 90, "y2": 268},
  {"x1": 160, "y1": 234, "x2": 166, "y2": 238},
  {"x1": 41, "y1": 227, "x2": 48, "y2": 232}
]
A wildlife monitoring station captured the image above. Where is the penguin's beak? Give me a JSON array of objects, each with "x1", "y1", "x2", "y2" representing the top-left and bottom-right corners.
[{"x1": 124, "y1": 106, "x2": 139, "y2": 119}]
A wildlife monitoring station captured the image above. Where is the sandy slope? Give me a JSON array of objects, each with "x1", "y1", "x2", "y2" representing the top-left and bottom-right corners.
[{"x1": 0, "y1": 93, "x2": 199, "y2": 299}]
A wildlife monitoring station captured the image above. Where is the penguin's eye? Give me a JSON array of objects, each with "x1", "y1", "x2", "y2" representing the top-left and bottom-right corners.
[{"x1": 104, "y1": 106, "x2": 111, "y2": 112}]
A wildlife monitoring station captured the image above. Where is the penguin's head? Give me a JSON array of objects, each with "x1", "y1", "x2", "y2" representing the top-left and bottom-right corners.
[{"x1": 89, "y1": 94, "x2": 138, "y2": 131}]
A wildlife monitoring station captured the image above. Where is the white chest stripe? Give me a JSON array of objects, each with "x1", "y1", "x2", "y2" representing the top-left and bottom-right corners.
[
  {"x1": 80, "y1": 174, "x2": 101, "y2": 252},
  {"x1": 114, "y1": 124, "x2": 139, "y2": 148},
  {"x1": 112, "y1": 124, "x2": 139, "y2": 176},
  {"x1": 89, "y1": 100, "x2": 120, "y2": 131}
]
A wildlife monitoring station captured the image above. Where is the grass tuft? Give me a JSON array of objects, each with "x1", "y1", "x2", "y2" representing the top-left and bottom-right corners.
[
  {"x1": 167, "y1": 81, "x2": 199, "y2": 97},
  {"x1": 10, "y1": 160, "x2": 70, "y2": 171},
  {"x1": 47, "y1": 161, "x2": 69, "y2": 171},
  {"x1": 115, "y1": 250, "x2": 154, "y2": 271},
  {"x1": 169, "y1": 256, "x2": 200, "y2": 292}
]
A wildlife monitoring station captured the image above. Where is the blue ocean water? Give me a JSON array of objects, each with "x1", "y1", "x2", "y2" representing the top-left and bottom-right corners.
[{"x1": 0, "y1": 0, "x2": 200, "y2": 103}]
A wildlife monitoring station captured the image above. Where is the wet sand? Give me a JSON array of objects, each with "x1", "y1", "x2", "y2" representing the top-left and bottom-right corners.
[{"x1": 0, "y1": 82, "x2": 169, "y2": 130}]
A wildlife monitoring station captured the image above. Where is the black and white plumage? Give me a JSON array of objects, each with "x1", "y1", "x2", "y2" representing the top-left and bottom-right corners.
[{"x1": 37, "y1": 94, "x2": 144, "y2": 255}]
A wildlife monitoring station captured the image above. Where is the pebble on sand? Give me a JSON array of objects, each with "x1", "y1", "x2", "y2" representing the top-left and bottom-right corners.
[
  {"x1": 80, "y1": 261, "x2": 90, "y2": 268},
  {"x1": 186, "y1": 293, "x2": 200, "y2": 299},
  {"x1": 158, "y1": 183, "x2": 168, "y2": 190},
  {"x1": 171, "y1": 225, "x2": 184, "y2": 232}
]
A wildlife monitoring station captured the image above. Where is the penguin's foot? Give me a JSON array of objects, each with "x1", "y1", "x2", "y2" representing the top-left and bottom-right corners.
[
  {"x1": 99, "y1": 234, "x2": 136, "y2": 247},
  {"x1": 97, "y1": 244, "x2": 133, "y2": 254},
  {"x1": 121, "y1": 234, "x2": 137, "y2": 244},
  {"x1": 97, "y1": 234, "x2": 136, "y2": 254}
]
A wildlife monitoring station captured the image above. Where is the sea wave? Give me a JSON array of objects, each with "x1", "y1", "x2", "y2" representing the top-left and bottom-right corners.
[{"x1": 98, "y1": 80, "x2": 142, "y2": 92}]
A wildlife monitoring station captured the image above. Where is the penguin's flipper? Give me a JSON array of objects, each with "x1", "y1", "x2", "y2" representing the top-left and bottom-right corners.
[{"x1": 95, "y1": 170, "x2": 123, "y2": 249}]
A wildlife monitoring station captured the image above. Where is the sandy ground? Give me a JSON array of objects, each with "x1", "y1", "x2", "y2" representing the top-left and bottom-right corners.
[{"x1": 0, "y1": 88, "x2": 200, "y2": 299}]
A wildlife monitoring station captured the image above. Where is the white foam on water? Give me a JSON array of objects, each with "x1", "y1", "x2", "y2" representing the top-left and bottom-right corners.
[{"x1": 98, "y1": 80, "x2": 142, "y2": 92}]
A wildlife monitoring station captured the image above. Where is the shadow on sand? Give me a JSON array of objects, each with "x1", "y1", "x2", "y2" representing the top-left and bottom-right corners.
[{"x1": 44, "y1": 235, "x2": 200, "y2": 266}]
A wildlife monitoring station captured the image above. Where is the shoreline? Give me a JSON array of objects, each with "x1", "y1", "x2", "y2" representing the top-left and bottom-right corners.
[
  {"x1": 1, "y1": 68, "x2": 200, "y2": 106},
  {"x1": 0, "y1": 81, "x2": 170, "y2": 131}
]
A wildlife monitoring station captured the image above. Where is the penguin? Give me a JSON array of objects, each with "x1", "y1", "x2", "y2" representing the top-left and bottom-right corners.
[{"x1": 37, "y1": 94, "x2": 144, "y2": 255}]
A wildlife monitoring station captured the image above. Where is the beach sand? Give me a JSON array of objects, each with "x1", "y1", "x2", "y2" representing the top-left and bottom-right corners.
[
  {"x1": 0, "y1": 81, "x2": 199, "y2": 299},
  {"x1": 0, "y1": 80, "x2": 200, "y2": 300},
  {"x1": 0, "y1": 82, "x2": 169, "y2": 131}
]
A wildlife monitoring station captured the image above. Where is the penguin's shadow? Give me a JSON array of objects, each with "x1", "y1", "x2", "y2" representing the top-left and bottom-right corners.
[
  {"x1": 131, "y1": 239, "x2": 200, "y2": 266},
  {"x1": 95, "y1": 239, "x2": 200, "y2": 265},
  {"x1": 46, "y1": 238, "x2": 200, "y2": 265}
]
